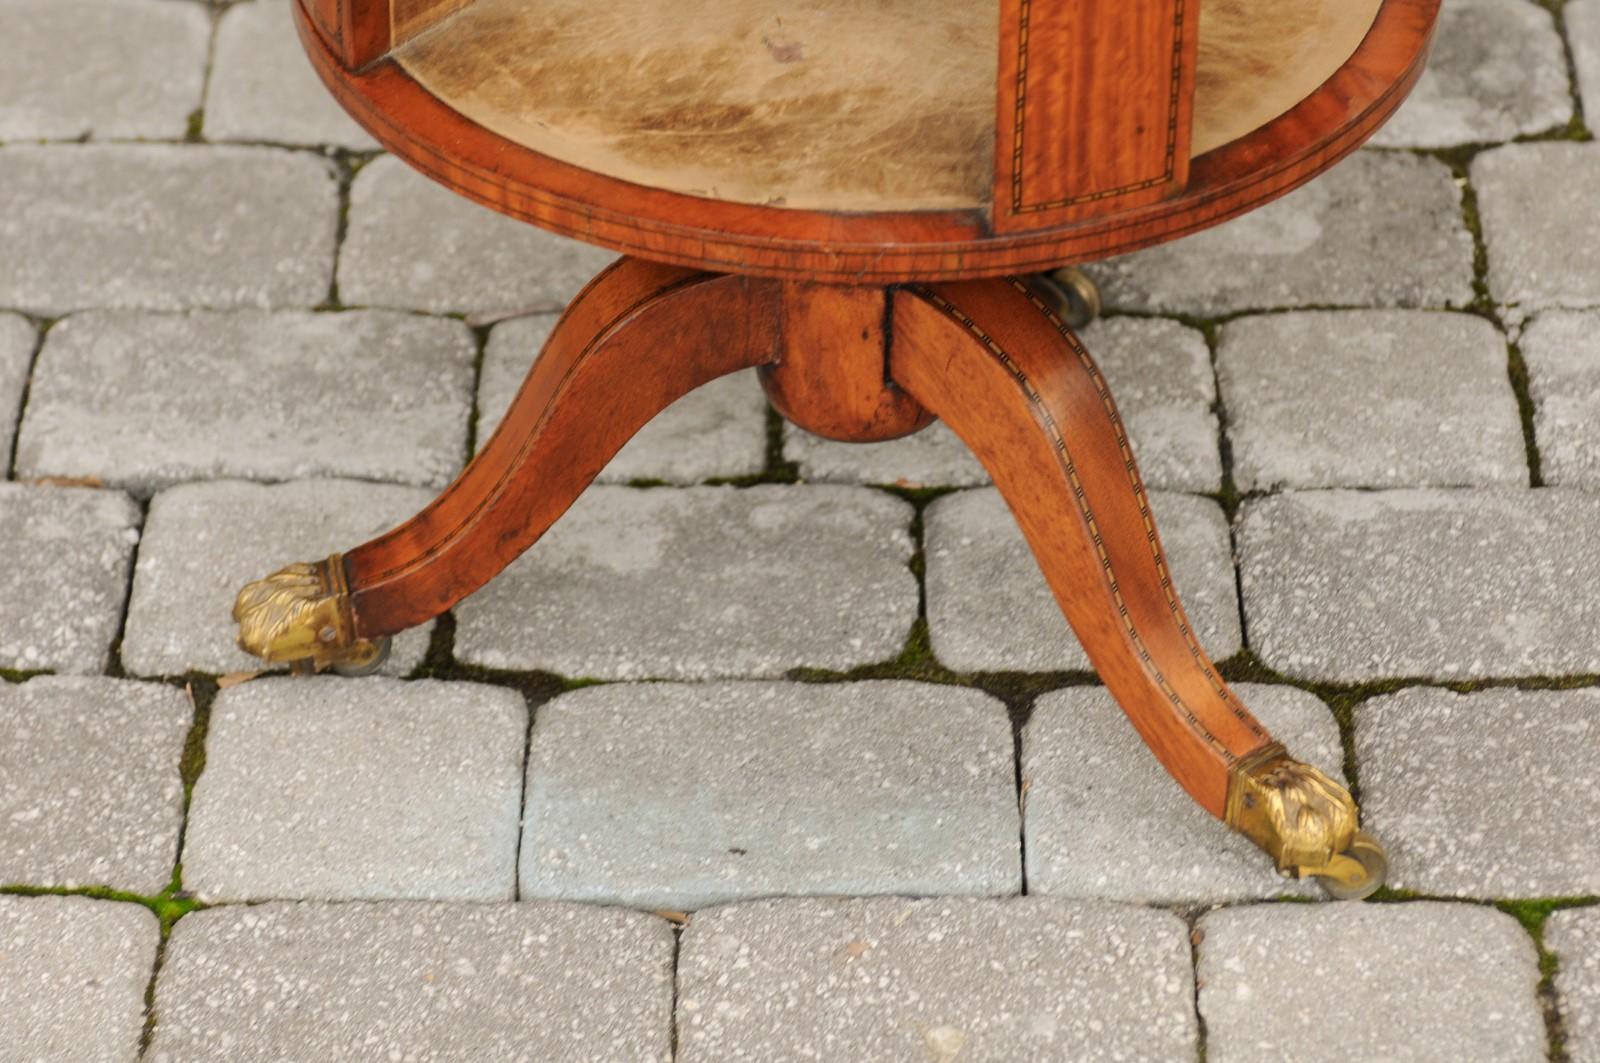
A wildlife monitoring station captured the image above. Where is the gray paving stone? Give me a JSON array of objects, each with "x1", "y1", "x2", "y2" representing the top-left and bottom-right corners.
[
  {"x1": 0, "y1": 678, "x2": 188, "y2": 893},
  {"x1": 1089, "y1": 315, "x2": 1226, "y2": 495},
  {"x1": 149, "y1": 901, "x2": 674, "y2": 1063},
  {"x1": 677, "y1": 897, "x2": 1196, "y2": 1063},
  {"x1": 477, "y1": 313, "x2": 559, "y2": 435},
  {"x1": 1240, "y1": 489, "x2": 1600, "y2": 681},
  {"x1": 1548, "y1": 908, "x2": 1600, "y2": 1063},
  {"x1": 1094, "y1": 152, "x2": 1475, "y2": 315},
  {"x1": 0, "y1": 0, "x2": 209, "y2": 140},
  {"x1": 1023, "y1": 684, "x2": 1343, "y2": 904},
  {"x1": 339, "y1": 156, "x2": 617, "y2": 314},
  {"x1": 0, "y1": 896, "x2": 158, "y2": 1063},
  {"x1": 475, "y1": 313, "x2": 560, "y2": 454},
  {"x1": 1522, "y1": 309, "x2": 1600, "y2": 487},
  {"x1": 521, "y1": 681, "x2": 1019, "y2": 910},
  {"x1": 183, "y1": 677, "x2": 525, "y2": 902},
  {"x1": 1574, "y1": 0, "x2": 1600, "y2": 129},
  {"x1": 786, "y1": 420, "x2": 989, "y2": 489},
  {"x1": 121, "y1": 479, "x2": 435, "y2": 678},
  {"x1": 926, "y1": 488, "x2": 1239, "y2": 673},
  {"x1": 1476, "y1": 142, "x2": 1600, "y2": 309},
  {"x1": 455, "y1": 485, "x2": 917, "y2": 678},
  {"x1": 0, "y1": 313, "x2": 34, "y2": 473},
  {"x1": 1217, "y1": 310, "x2": 1526, "y2": 490},
  {"x1": 1357, "y1": 686, "x2": 1600, "y2": 898},
  {"x1": 206, "y1": 0, "x2": 381, "y2": 149},
  {"x1": 1198, "y1": 902, "x2": 1544, "y2": 1063},
  {"x1": 1370, "y1": 0, "x2": 1571, "y2": 147},
  {"x1": 479, "y1": 315, "x2": 768, "y2": 481},
  {"x1": 787, "y1": 316, "x2": 1222, "y2": 493},
  {"x1": 17, "y1": 310, "x2": 474, "y2": 496},
  {"x1": 0, "y1": 485, "x2": 140, "y2": 675},
  {"x1": 0, "y1": 145, "x2": 338, "y2": 315}
]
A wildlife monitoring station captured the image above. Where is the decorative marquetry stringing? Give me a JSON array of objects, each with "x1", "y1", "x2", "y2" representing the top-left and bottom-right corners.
[
  {"x1": 1006, "y1": 0, "x2": 1191, "y2": 215},
  {"x1": 910, "y1": 279, "x2": 1269, "y2": 762}
]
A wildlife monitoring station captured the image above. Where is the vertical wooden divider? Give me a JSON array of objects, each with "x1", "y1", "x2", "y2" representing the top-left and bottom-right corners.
[
  {"x1": 993, "y1": 0, "x2": 1199, "y2": 231},
  {"x1": 303, "y1": 0, "x2": 474, "y2": 71}
]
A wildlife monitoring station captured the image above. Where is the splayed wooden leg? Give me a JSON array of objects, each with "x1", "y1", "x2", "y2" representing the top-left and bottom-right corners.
[
  {"x1": 233, "y1": 257, "x2": 782, "y2": 670},
  {"x1": 890, "y1": 277, "x2": 1384, "y2": 898}
]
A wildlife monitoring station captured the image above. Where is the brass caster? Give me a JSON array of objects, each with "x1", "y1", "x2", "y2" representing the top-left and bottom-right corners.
[
  {"x1": 1311, "y1": 831, "x2": 1388, "y2": 901},
  {"x1": 1226, "y1": 743, "x2": 1386, "y2": 901},
  {"x1": 233, "y1": 553, "x2": 387, "y2": 675},
  {"x1": 1034, "y1": 266, "x2": 1103, "y2": 330},
  {"x1": 330, "y1": 635, "x2": 392, "y2": 677}
]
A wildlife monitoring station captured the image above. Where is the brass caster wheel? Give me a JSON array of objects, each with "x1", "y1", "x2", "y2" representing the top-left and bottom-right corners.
[
  {"x1": 1312, "y1": 831, "x2": 1388, "y2": 902},
  {"x1": 330, "y1": 635, "x2": 391, "y2": 677},
  {"x1": 1226, "y1": 744, "x2": 1387, "y2": 901},
  {"x1": 1034, "y1": 266, "x2": 1103, "y2": 330},
  {"x1": 234, "y1": 554, "x2": 392, "y2": 675}
]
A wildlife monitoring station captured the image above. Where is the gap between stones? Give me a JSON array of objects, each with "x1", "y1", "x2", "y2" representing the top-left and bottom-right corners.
[
  {"x1": 2, "y1": 314, "x2": 54, "y2": 483},
  {"x1": 1, "y1": 669, "x2": 215, "y2": 1054},
  {"x1": 1496, "y1": 894, "x2": 1600, "y2": 1063},
  {"x1": 1540, "y1": 0, "x2": 1596, "y2": 143},
  {"x1": 101, "y1": 497, "x2": 150, "y2": 682},
  {"x1": 188, "y1": 0, "x2": 222, "y2": 146}
]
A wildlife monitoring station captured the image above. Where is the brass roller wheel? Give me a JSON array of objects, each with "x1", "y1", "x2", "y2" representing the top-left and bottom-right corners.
[
  {"x1": 330, "y1": 635, "x2": 393, "y2": 677},
  {"x1": 1313, "y1": 830, "x2": 1389, "y2": 901},
  {"x1": 1033, "y1": 267, "x2": 1104, "y2": 330}
]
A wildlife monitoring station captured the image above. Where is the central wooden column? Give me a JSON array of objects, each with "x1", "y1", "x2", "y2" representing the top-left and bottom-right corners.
[{"x1": 759, "y1": 284, "x2": 935, "y2": 444}]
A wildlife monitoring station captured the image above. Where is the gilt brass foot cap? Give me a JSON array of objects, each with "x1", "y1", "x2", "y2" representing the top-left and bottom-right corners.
[
  {"x1": 1226, "y1": 744, "x2": 1388, "y2": 901},
  {"x1": 232, "y1": 554, "x2": 390, "y2": 676}
]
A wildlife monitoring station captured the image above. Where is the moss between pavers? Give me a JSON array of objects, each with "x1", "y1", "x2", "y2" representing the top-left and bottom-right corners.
[
  {"x1": 1, "y1": 867, "x2": 206, "y2": 1056},
  {"x1": 175, "y1": 676, "x2": 216, "y2": 795},
  {"x1": 0, "y1": 878, "x2": 200, "y2": 1055},
  {"x1": 1412, "y1": 146, "x2": 1548, "y2": 491},
  {"x1": 319, "y1": 150, "x2": 383, "y2": 312},
  {"x1": 698, "y1": 407, "x2": 800, "y2": 487},
  {"x1": 788, "y1": 480, "x2": 1104, "y2": 720},
  {"x1": 1541, "y1": 0, "x2": 1597, "y2": 143},
  {"x1": 0, "y1": 673, "x2": 218, "y2": 928},
  {"x1": 787, "y1": 617, "x2": 1100, "y2": 716},
  {"x1": 1500, "y1": 893, "x2": 1600, "y2": 1062},
  {"x1": 406, "y1": 611, "x2": 581, "y2": 705},
  {"x1": 462, "y1": 323, "x2": 492, "y2": 459},
  {"x1": 1505, "y1": 336, "x2": 1547, "y2": 485},
  {"x1": 0, "y1": 876, "x2": 202, "y2": 937}
]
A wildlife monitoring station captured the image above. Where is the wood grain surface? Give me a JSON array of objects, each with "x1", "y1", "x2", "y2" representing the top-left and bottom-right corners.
[
  {"x1": 294, "y1": 0, "x2": 1437, "y2": 282},
  {"x1": 891, "y1": 278, "x2": 1273, "y2": 817},
  {"x1": 992, "y1": 0, "x2": 1195, "y2": 230},
  {"x1": 343, "y1": 259, "x2": 781, "y2": 632},
  {"x1": 759, "y1": 283, "x2": 934, "y2": 443}
]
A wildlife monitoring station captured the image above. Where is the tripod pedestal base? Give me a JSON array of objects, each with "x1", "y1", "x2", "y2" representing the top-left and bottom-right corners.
[{"x1": 233, "y1": 257, "x2": 1386, "y2": 899}]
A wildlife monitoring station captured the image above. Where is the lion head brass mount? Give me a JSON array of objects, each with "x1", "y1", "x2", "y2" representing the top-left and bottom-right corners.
[
  {"x1": 1226, "y1": 743, "x2": 1388, "y2": 900},
  {"x1": 232, "y1": 554, "x2": 391, "y2": 676}
]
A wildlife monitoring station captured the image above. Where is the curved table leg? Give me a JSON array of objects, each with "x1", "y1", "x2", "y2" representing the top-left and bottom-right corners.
[
  {"x1": 891, "y1": 277, "x2": 1386, "y2": 897},
  {"x1": 232, "y1": 257, "x2": 781, "y2": 671}
]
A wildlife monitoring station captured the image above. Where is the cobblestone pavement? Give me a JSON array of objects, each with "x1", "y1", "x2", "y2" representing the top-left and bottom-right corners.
[{"x1": 1, "y1": 1, "x2": 1598, "y2": 1059}]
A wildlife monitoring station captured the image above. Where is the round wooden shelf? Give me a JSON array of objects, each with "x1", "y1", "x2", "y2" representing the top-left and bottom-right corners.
[{"x1": 299, "y1": 0, "x2": 1439, "y2": 283}]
